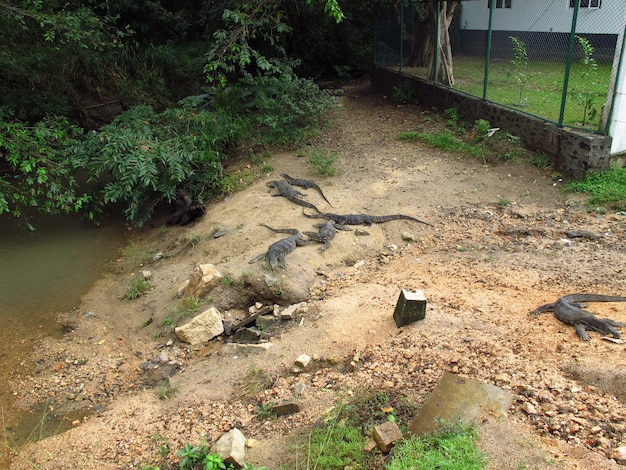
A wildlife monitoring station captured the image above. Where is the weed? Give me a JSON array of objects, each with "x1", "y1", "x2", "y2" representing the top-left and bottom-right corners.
[
  {"x1": 498, "y1": 197, "x2": 512, "y2": 207},
  {"x1": 161, "y1": 316, "x2": 173, "y2": 327},
  {"x1": 392, "y1": 82, "x2": 419, "y2": 104},
  {"x1": 261, "y1": 163, "x2": 274, "y2": 174},
  {"x1": 444, "y1": 107, "x2": 460, "y2": 127},
  {"x1": 178, "y1": 296, "x2": 202, "y2": 318},
  {"x1": 157, "y1": 378, "x2": 179, "y2": 400},
  {"x1": 189, "y1": 233, "x2": 201, "y2": 246},
  {"x1": 398, "y1": 131, "x2": 420, "y2": 141},
  {"x1": 257, "y1": 402, "x2": 277, "y2": 420},
  {"x1": 235, "y1": 365, "x2": 273, "y2": 400},
  {"x1": 564, "y1": 167, "x2": 626, "y2": 210},
  {"x1": 220, "y1": 276, "x2": 235, "y2": 288},
  {"x1": 125, "y1": 277, "x2": 150, "y2": 300},
  {"x1": 528, "y1": 153, "x2": 552, "y2": 170},
  {"x1": 472, "y1": 119, "x2": 491, "y2": 141},
  {"x1": 308, "y1": 149, "x2": 339, "y2": 177}
]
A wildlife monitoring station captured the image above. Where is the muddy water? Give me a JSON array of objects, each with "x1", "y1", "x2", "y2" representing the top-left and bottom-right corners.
[{"x1": 0, "y1": 214, "x2": 125, "y2": 459}]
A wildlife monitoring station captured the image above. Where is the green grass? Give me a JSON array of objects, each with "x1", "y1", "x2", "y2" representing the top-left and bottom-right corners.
[
  {"x1": 384, "y1": 422, "x2": 485, "y2": 470},
  {"x1": 450, "y1": 55, "x2": 612, "y2": 130},
  {"x1": 308, "y1": 149, "x2": 339, "y2": 177},
  {"x1": 125, "y1": 277, "x2": 150, "y2": 300},
  {"x1": 405, "y1": 55, "x2": 612, "y2": 130},
  {"x1": 399, "y1": 130, "x2": 486, "y2": 163},
  {"x1": 564, "y1": 167, "x2": 626, "y2": 210}
]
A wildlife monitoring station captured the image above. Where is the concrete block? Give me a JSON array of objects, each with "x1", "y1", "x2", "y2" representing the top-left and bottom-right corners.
[{"x1": 393, "y1": 289, "x2": 426, "y2": 327}]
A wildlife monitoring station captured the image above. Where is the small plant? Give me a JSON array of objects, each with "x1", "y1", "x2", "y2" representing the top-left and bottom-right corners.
[
  {"x1": 234, "y1": 365, "x2": 273, "y2": 400},
  {"x1": 260, "y1": 163, "x2": 274, "y2": 174},
  {"x1": 125, "y1": 277, "x2": 150, "y2": 300},
  {"x1": 308, "y1": 149, "x2": 339, "y2": 177},
  {"x1": 472, "y1": 119, "x2": 491, "y2": 141},
  {"x1": 444, "y1": 107, "x2": 460, "y2": 127},
  {"x1": 528, "y1": 152, "x2": 552, "y2": 170},
  {"x1": 220, "y1": 276, "x2": 235, "y2": 288},
  {"x1": 177, "y1": 443, "x2": 206, "y2": 469},
  {"x1": 392, "y1": 82, "x2": 419, "y2": 104},
  {"x1": 573, "y1": 35, "x2": 599, "y2": 126},
  {"x1": 508, "y1": 36, "x2": 531, "y2": 107},
  {"x1": 178, "y1": 296, "x2": 202, "y2": 318},
  {"x1": 202, "y1": 452, "x2": 229, "y2": 470},
  {"x1": 157, "y1": 378, "x2": 179, "y2": 400},
  {"x1": 189, "y1": 233, "x2": 201, "y2": 246},
  {"x1": 498, "y1": 197, "x2": 512, "y2": 207},
  {"x1": 161, "y1": 316, "x2": 173, "y2": 327},
  {"x1": 257, "y1": 402, "x2": 277, "y2": 420}
]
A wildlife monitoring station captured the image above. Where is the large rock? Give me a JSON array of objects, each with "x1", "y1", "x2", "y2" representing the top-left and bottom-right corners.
[
  {"x1": 214, "y1": 428, "x2": 246, "y2": 468},
  {"x1": 409, "y1": 372, "x2": 513, "y2": 436},
  {"x1": 174, "y1": 307, "x2": 224, "y2": 345},
  {"x1": 184, "y1": 263, "x2": 223, "y2": 298}
]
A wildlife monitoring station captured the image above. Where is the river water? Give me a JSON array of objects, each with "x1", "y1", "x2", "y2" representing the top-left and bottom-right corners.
[{"x1": 0, "y1": 213, "x2": 126, "y2": 461}]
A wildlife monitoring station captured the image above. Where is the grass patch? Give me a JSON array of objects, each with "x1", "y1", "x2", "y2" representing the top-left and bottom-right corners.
[
  {"x1": 564, "y1": 167, "x2": 626, "y2": 210},
  {"x1": 399, "y1": 130, "x2": 485, "y2": 163},
  {"x1": 234, "y1": 365, "x2": 274, "y2": 401},
  {"x1": 384, "y1": 422, "x2": 485, "y2": 470},
  {"x1": 125, "y1": 277, "x2": 150, "y2": 300},
  {"x1": 178, "y1": 296, "x2": 202, "y2": 318},
  {"x1": 308, "y1": 149, "x2": 339, "y2": 177}
]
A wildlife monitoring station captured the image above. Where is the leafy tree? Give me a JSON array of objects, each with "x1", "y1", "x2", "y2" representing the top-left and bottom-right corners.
[{"x1": 204, "y1": 0, "x2": 345, "y2": 86}]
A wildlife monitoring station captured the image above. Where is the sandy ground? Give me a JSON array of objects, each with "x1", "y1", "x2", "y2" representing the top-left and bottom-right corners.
[{"x1": 5, "y1": 81, "x2": 626, "y2": 469}]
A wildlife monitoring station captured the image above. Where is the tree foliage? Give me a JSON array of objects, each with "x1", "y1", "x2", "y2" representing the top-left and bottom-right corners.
[{"x1": 0, "y1": 0, "x2": 346, "y2": 227}]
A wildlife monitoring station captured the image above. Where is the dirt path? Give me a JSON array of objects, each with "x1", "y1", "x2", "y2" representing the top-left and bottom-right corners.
[{"x1": 7, "y1": 81, "x2": 626, "y2": 469}]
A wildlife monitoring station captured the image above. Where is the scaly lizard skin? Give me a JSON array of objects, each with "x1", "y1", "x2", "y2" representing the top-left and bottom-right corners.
[
  {"x1": 267, "y1": 180, "x2": 321, "y2": 213},
  {"x1": 303, "y1": 210, "x2": 433, "y2": 227},
  {"x1": 249, "y1": 224, "x2": 309, "y2": 269},
  {"x1": 530, "y1": 294, "x2": 626, "y2": 341},
  {"x1": 303, "y1": 219, "x2": 350, "y2": 251},
  {"x1": 281, "y1": 173, "x2": 333, "y2": 207}
]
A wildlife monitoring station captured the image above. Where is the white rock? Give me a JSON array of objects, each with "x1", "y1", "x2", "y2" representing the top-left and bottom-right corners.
[
  {"x1": 214, "y1": 428, "x2": 246, "y2": 468},
  {"x1": 611, "y1": 446, "x2": 626, "y2": 464},
  {"x1": 521, "y1": 402, "x2": 538, "y2": 415},
  {"x1": 295, "y1": 354, "x2": 311, "y2": 369},
  {"x1": 174, "y1": 307, "x2": 224, "y2": 345}
]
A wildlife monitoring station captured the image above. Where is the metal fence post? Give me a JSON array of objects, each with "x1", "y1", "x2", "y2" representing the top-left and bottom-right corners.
[
  {"x1": 559, "y1": 0, "x2": 581, "y2": 126},
  {"x1": 483, "y1": 0, "x2": 495, "y2": 100},
  {"x1": 399, "y1": 3, "x2": 404, "y2": 74},
  {"x1": 434, "y1": 0, "x2": 440, "y2": 83}
]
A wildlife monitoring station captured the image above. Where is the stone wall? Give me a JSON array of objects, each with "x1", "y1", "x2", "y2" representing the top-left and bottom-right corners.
[{"x1": 371, "y1": 66, "x2": 614, "y2": 180}]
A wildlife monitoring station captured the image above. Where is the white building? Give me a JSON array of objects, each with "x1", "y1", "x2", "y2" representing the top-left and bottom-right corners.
[{"x1": 459, "y1": 0, "x2": 626, "y2": 155}]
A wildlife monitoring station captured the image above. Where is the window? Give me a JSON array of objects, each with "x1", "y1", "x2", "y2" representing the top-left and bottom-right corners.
[
  {"x1": 488, "y1": 0, "x2": 512, "y2": 8},
  {"x1": 569, "y1": 0, "x2": 601, "y2": 8}
]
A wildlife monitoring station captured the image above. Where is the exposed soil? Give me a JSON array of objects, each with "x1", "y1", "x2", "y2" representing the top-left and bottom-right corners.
[{"x1": 6, "y1": 80, "x2": 626, "y2": 469}]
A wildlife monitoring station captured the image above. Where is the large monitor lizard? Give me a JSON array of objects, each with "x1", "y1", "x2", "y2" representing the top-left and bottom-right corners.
[
  {"x1": 249, "y1": 224, "x2": 309, "y2": 269},
  {"x1": 303, "y1": 210, "x2": 433, "y2": 227},
  {"x1": 530, "y1": 294, "x2": 626, "y2": 341},
  {"x1": 267, "y1": 180, "x2": 321, "y2": 213},
  {"x1": 280, "y1": 173, "x2": 333, "y2": 207}
]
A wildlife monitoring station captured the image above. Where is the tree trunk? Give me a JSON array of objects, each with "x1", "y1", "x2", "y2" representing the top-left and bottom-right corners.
[{"x1": 409, "y1": 0, "x2": 460, "y2": 86}]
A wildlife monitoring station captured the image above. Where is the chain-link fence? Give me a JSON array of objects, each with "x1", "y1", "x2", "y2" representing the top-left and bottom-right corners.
[{"x1": 373, "y1": 0, "x2": 626, "y2": 133}]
